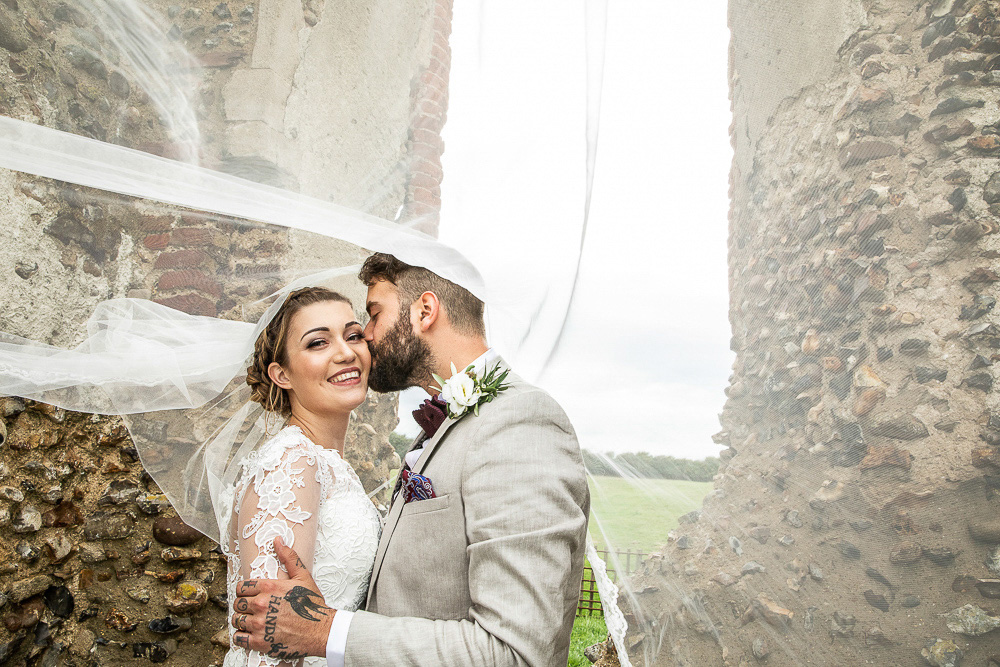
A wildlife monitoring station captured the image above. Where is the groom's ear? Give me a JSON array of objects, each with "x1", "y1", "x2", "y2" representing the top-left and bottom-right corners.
[
  {"x1": 414, "y1": 291, "x2": 440, "y2": 332},
  {"x1": 267, "y1": 361, "x2": 293, "y2": 390}
]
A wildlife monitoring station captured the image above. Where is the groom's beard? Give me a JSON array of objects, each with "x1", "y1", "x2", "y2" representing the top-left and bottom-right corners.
[{"x1": 367, "y1": 311, "x2": 434, "y2": 393}]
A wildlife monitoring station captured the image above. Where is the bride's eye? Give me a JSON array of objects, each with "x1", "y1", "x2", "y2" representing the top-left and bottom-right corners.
[
  {"x1": 347, "y1": 332, "x2": 364, "y2": 341},
  {"x1": 307, "y1": 338, "x2": 327, "y2": 348}
]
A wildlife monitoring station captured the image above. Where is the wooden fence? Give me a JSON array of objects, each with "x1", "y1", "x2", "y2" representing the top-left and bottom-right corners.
[{"x1": 577, "y1": 549, "x2": 647, "y2": 616}]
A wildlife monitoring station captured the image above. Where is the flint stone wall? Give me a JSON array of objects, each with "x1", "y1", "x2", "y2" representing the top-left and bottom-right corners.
[
  {"x1": 612, "y1": 1, "x2": 1000, "y2": 666},
  {"x1": 0, "y1": 0, "x2": 449, "y2": 664}
]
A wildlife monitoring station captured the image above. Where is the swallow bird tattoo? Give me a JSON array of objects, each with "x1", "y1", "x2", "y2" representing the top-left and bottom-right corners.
[{"x1": 285, "y1": 586, "x2": 329, "y2": 622}]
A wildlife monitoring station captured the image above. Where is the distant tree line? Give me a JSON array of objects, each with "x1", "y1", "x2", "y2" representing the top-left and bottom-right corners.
[
  {"x1": 582, "y1": 449, "x2": 719, "y2": 482},
  {"x1": 391, "y1": 432, "x2": 718, "y2": 483},
  {"x1": 389, "y1": 432, "x2": 411, "y2": 462}
]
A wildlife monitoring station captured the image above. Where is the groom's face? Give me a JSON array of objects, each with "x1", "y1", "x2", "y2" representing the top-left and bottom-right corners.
[{"x1": 363, "y1": 279, "x2": 433, "y2": 393}]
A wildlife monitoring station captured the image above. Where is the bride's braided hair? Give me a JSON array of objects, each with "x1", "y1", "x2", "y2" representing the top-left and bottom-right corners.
[{"x1": 246, "y1": 286, "x2": 352, "y2": 417}]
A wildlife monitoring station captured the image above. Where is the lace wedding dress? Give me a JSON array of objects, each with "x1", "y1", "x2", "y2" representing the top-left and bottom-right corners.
[{"x1": 218, "y1": 426, "x2": 382, "y2": 667}]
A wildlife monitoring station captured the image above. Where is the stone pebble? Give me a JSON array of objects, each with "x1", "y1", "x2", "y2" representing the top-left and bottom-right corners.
[{"x1": 152, "y1": 515, "x2": 202, "y2": 546}]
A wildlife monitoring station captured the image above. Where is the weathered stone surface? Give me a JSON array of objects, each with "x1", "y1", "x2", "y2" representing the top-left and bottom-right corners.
[
  {"x1": 944, "y1": 604, "x2": 1000, "y2": 636},
  {"x1": 861, "y1": 445, "x2": 912, "y2": 471},
  {"x1": 12, "y1": 505, "x2": 42, "y2": 534},
  {"x1": 161, "y1": 547, "x2": 202, "y2": 563},
  {"x1": 135, "y1": 493, "x2": 171, "y2": 515},
  {"x1": 922, "y1": 638, "x2": 962, "y2": 667},
  {"x1": 43, "y1": 586, "x2": 74, "y2": 619},
  {"x1": 152, "y1": 515, "x2": 202, "y2": 546},
  {"x1": 148, "y1": 616, "x2": 193, "y2": 634},
  {"x1": 970, "y1": 521, "x2": 1000, "y2": 543},
  {"x1": 84, "y1": 511, "x2": 134, "y2": 540},
  {"x1": 889, "y1": 541, "x2": 922, "y2": 564},
  {"x1": 870, "y1": 416, "x2": 929, "y2": 440},
  {"x1": 838, "y1": 140, "x2": 897, "y2": 167},
  {"x1": 99, "y1": 479, "x2": 142, "y2": 506},
  {"x1": 0, "y1": 7, "x2": 30, "y2": 53},
  {"x1": 164, "y1": 582, "x2": 208, "y2": 616},
  {"x1": 9, "y1": 575, "x2": 52, "y2": 604}
]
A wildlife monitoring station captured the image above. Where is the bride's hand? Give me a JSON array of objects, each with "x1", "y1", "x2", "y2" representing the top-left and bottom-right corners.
[{"x1": 232, "y1": 537, "x2": 335, "y2": 660}]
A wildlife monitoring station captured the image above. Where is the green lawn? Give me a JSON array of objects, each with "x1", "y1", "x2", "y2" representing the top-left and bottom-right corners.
[
  {"x1": 567, "y1": 477, "x2": 713, "y2": 665},
  {"x1": 568, "y1": 614, "x2": 608, "y2": 667},
  {"x1": 588, "y1": 476, "x2": 713, "y2": 556}
]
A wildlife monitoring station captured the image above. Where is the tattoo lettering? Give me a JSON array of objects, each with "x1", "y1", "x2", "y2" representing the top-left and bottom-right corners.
[
  {"x1": 234, "y1": 634, "x2": 249, "y2": 649},
  {"x1": 238, "y1": 580, "x2": 258, "y2": 595},
  {"x1": 235, "y1": 598, "x2": 249, "y2": 613},
  {"x1": 263, "y1": 595, "x2": 281, "y2": 645},
  {"x1": 284, "y1": 585, "x2": 329, "y2": 622},
  {"x1": 267, "y1": 643, "x2": 307, "y2": 661}
]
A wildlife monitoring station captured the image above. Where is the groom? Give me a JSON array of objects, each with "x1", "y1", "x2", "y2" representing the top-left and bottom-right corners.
[{"x1": 232, "y1": 253, "x2": 590, "y2": 666}]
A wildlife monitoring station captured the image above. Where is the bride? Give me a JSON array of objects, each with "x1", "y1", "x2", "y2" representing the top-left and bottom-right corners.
[{"x1": 220, "y1": 286, "x2": 381, "y2": 667}]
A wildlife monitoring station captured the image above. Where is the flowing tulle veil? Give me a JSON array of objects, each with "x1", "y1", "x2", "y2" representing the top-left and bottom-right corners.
[{"x1": 0, "y1": 0, "x2": 633, "y2": 663}]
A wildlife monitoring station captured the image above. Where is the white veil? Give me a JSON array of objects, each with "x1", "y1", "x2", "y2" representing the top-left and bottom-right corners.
[
  {"x1": 0, "y1": 118, "x2": 491, "y2": 542},
  {"x1": 0, "y1": 0, "x2": 634, "y2": 662}
]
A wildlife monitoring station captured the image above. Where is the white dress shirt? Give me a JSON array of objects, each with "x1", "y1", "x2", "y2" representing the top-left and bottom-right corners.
[{"x1": 326, "y1": 349, "x2": 496, "y2": 667}]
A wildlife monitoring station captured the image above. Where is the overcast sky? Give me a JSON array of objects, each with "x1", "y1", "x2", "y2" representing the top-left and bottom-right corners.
[{"x1": 393, "y1": 0, "x2": 733, "y2": 461}]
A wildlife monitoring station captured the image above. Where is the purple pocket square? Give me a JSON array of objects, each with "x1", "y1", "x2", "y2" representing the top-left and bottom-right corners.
[{"x1": 400, "y1": 469, "x2": 436, "y2": 503}]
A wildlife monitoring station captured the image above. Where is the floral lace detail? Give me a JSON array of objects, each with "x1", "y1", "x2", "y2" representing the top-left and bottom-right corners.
[{"x1": 219, "y1": 427, "x2": 381, "y2": 667}]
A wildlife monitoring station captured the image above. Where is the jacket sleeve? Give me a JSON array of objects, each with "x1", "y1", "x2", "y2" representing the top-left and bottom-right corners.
[{"x1": 344, "y1": 389, "x2": 590, "y2": 667}]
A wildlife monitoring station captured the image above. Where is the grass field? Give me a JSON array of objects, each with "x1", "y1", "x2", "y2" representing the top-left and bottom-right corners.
[
  {"x1": 566, "y1": 476, "x2": 713, "y2": 665},
  {"x1": 568, "y1": 614, "x2": 608, "y2": 667},
  {"x1": 587, "y1": 475, "x2": 713, "y2": 553}
]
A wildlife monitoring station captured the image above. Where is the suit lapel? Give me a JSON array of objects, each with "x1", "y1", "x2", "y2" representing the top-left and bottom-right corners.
[
  {"x1": 365, "y1": 418, "x2": 456, "y2": 607},
  {"x1": 364, "y1": 357, "x2": 512, "y2": 607}
]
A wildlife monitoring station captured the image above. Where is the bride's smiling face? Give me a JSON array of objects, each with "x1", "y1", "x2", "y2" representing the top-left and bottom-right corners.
[{"x1": 268, "y1": 300, "x2": 371, "y2": 417}]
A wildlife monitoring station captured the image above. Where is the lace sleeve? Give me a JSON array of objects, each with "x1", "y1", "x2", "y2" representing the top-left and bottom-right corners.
[{"x1": 236, "y1": 442, "x2": 330, "y2": 667}]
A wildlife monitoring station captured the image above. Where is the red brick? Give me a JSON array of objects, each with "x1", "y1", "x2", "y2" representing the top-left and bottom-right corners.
[
  {"x1": 433, "y1": 0, "x2": 453, "y2": 21},
  {"x1": 408, "y1": 171, "x2": 440, "y2": 191},
  {"x1": 411, "y1": 128, "x2": 443, "y2": 150},
  {"x1": 139, "y1": 214, "x2": 174, "y2": 233},
  {"x1": 409, "y1": 186, "x2": 441, "y2": 208},
  {"x1": 411, "y1": 112, "x2": 444, "y2": 132},
  {"x1": 403, "y1": 202, "x2": 438, "y2": 218},
  {"x1": 415, "y1": 98, "x2": 446, "y2": 120},
  {"x1": 154, "y1": 249, "x2": 212, "y2": 270},
  {"x1": 154, "y1": 294, "x2": 217, "y2": 317},
  {"x1": 419, "y1": 69, "x2": 448, "y2": 92},
  {"x1": 419, "y1": 83, "x2": 448, "y2": 106},
  {"x1": 409, "y1": 141, "x2": 443, "y2": 162},
  {"x1": 143, "y1": 233, "x2": 170, "y2": 250},
  {"x1": 157, "y1": 269, "x2": 223, "y2": 298},
  {"x1": 412, "y1": 157, "x2": 444, "y2": 182},
  {"x1": 430, "y1": 43, "x2": 450, "y2": 66},
  {"x1": 427, "y1": 55, "x2": 450, "y2": 78},
  {"x1": 170, "y1": 227, "x2": 212, "y2": 247},
  {"x1": 433, "y1": 16, "x2": 451, "y2": 37},
  {"x1": 233, "y1": 263, "x2": 282, "y2": 278}
]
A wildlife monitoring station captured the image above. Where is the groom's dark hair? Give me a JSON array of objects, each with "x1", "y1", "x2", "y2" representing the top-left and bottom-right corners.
[{"x1": 359, "y1": 253, "x2": 486, "y2": 338}]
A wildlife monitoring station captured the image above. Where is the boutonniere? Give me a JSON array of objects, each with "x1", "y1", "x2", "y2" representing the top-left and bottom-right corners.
[{"x1": 432, "y1": 361, "x2": 511, "y2": 420}]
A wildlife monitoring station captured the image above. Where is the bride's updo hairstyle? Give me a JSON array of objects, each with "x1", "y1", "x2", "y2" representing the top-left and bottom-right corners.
[{"x1": 246, "y1": 287, "x2": 352, "y2": 417}]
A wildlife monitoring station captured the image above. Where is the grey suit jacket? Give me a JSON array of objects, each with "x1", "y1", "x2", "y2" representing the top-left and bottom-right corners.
[{"x1": 344, "y1": 361, "x2": 590, "y2": 666}]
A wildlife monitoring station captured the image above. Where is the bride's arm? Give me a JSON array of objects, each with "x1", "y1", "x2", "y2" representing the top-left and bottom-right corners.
[{"x1": 236, "y1": 446, "x2": 327, "y2": 667}]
